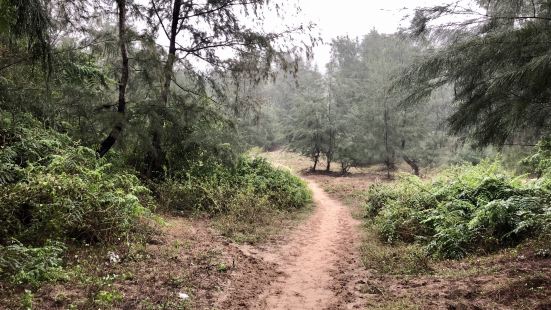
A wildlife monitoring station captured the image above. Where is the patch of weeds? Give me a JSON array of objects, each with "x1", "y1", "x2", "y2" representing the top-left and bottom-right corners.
[
  {"x1": 166, "y1": 273, "x2": 190, "y2": 289},
  {"x1": 361, "y1": 226, "x2": 432, "y2": 275},
  {"x1": 369, "y1": 298, "x2": 421, "y2": 310},
  {"x1": 216, "y1": 262, "x2": 228, "y2": 272},
  {"x1": 214, "y1": 200, "x2": 312, "y2": 244},
  {"x1": 0, "y1": 240, "x2": 68, "y2": 286},
  {"x1": 358, "y1": 281, "x2": 384, "y2": 295},
  {"x1": 53, "y1": 292, "x2": 70, "y2": 307},
  {"x1": 20, "y1": 289, "x2": 34, "y2": 310},
  {"x1": 94, "y1": 289, "x2": 124, "y2": 308},
  {"x1": 140, "y1": 298, "x2": 191, "y2": 310},
  {"x1": 126, "y1": 242, "x2": 150, "y2": 262}
]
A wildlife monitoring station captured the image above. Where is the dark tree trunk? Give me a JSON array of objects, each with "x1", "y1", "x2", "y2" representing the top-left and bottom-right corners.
[
  {"x1": 161, "y1": 0, "x2": 181, "y2": 105},
  {"x1": 147, "y1": 0, "x2": 183, "y2": 177},
  {"x1": 325, "y1": 146, "x2": 333, "y2": 172},
  {"x1": 403, "y1": 155, "x2": 420, "y2": 176},
  {"x1": 340, "y1": 162, "x2": 350, "y2": 175},
  {"x1": 98, "y1": 0, "x2": 128, "y2": 157},
  {"x1": 145, "y1": 0, "x2": 182, "y2": 177},
  {"x1": 383, "y1": 103, "x2": 393, "y2": 179},
  {"x1": 312, "y1": 152, "x2": 319, "y2": 172}
]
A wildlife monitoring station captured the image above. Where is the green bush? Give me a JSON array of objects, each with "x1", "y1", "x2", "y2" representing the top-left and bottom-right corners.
[
  {"x1": 521, "y1": 137, "x2": 551, "y2": 176},
  {"x1": 158, "y1": 157, "x2": 312, "y2": 242},
  {"x1": 366, "y1": 160, "x2": 551, "y2": 259},
  {"x1": 0, "y1": 113, "x2": 153, "y2": 245},
  {"x1": 0, "y1": 240, "x2": 67, "y2": 286},
  {"x1": 159, "y1": 157, "x2": 311, "y2": 215}
]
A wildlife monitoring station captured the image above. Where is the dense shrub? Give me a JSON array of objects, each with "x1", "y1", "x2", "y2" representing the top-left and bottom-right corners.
[
  {"x1": 159, "y1": 157, "x2": 312, "y2": 215},
  {"x1": 0, "y1": 113, "x2": 153, "y2": 245},
  {"x1": 366, "y1": 160, "x2": 551, "y2": 259},
  {"x1": 521, "y1": 137, "x2": 551, "y2": 176},
  {"x1": 158, "y1": 157, "x2": 312, "y2": 242},
  {"x1": 0, "y1": 241, "x2": 67, "y2": 286}
]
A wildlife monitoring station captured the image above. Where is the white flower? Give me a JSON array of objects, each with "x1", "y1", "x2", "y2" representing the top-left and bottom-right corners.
[
  {"x1": 178, "y1": 292, "x2": 190, "y2": 300},
  {"x1": 107, "y1": 251, "x2": 121, "y2": 264}
]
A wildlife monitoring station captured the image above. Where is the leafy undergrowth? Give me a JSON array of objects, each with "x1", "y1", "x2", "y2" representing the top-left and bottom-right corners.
[
  {"x1": 0, "y1": 113, "x2": 155, "y2": 289},
  {"x1": 357, "y1": 160, "x2": 551, "y2": 309},
  {"x1": 0, "y1": 116, "x2": 312, "y2": 308},
  {"x1": 263, "y1": 151, "x2": 551, "y2": 309},
  {"x1": 366, "y1": 160, "x2": 551, "y2": 259},
  {"x1": 158, "y1": 157, "x2": 312, "y2": 243}
]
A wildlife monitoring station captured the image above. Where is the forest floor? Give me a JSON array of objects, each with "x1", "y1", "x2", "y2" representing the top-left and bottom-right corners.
[
  {"x1": 256, "y1": 150, "x2": 551, "y2": 310},
  {"x1": 2, "y1": 151, "x2": 550, "y2": 309}
]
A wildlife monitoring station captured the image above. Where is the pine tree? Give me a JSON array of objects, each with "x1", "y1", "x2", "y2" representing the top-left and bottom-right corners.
[{"x1": 401, "y1": 0, "x2": 551, "y2": 146}]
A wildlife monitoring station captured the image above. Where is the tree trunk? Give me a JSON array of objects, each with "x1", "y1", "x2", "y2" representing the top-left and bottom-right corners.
[
  {"x1": 403, "y1": 155, "x2": 420, "y2": 176},
  {"x1": 147, "y1": 0, "x2": 183, "y2": 177},
  {"x1": 161, "y1": 0, "x2": 181, "y2": 105},
  {"x1": 340, "y1": 162, "x2": 350, "y2": 175},
  {"x1": 383, "y1": 102, "x2": 393, "y2": 179},
  {"x1": 326, "y1": 159, "x2": 331, "y2": 172},
  {"x1": 312, "y1": 152, "x2": 319, "y2": 172},
  {"x1": 97, "y1": 0, "x2": 128, "y2": 158}
]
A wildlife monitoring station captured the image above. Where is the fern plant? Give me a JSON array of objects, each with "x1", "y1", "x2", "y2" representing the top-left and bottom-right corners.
[{"x1": 366, "y1": 160, "x2": 551, "y2": 259}]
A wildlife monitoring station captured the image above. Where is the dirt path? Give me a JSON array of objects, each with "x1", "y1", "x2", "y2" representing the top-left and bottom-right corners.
[{"x1": 243, "y1": 180, "x2": 362, "y2": 310}]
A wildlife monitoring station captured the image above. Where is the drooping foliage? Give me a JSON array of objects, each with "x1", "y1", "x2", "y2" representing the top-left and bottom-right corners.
[
  {"x1": 402, "y1": 0, "x2": 551, "y2": 146},
  {"x1": 0, "y1": 0, "x2": 316, "y2": 179}
]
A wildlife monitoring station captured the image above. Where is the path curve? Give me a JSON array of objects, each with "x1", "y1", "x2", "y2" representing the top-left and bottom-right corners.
[{"x1": 253, "y1": 180, "x2": 362, "y2": 309}]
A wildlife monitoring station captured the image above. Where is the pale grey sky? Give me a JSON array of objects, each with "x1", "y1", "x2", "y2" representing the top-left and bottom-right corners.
[
  {"x1": 291, "y1": 0, "x2": 457, "y2": 67},
  {"x1": 145, "y1": 0, "x2": 474, "y2": 71}
]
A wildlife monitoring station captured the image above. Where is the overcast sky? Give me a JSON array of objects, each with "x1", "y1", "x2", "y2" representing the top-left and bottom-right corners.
[{"x1": 291, "y1": 0, "x2": 454, "y2": 67}]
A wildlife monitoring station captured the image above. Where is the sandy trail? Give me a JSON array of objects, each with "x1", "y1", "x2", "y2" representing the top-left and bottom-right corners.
[{"x1": 250, "y1": 180, "x2": 361, "y2": 310}]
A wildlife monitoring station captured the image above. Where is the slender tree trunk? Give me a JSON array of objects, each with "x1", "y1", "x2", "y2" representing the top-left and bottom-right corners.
[
  {"x1": 161, "y1": 0, "x2": 181, "y2": 105},
  {"x1": 325, "y1": 129, "x2": 333, "y2": 173},
  {"x1": 312, "y1": 152, "x2": 319, "y2": 172},
  {"x1": 383, "y1": 105, "x2": 392, "y2": 179},
  {"x1": 403, "y1": 155, "x2": 420, "y2": 176},
  {"x1": 148, "y1": 0, "x2": 183, "y2": 177},
  {"x1": 97, "y1": 0, "x2": 128, "y2": 157}
]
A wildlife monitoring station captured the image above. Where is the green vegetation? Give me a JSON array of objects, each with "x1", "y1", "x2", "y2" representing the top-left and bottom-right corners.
[
  {"x1": 0, "y1": 240, "x2": 66, "y2": 286},
  {"x1": 2, "y1": 0, "x2": 551, "y2": 308},
  {"x1": 0, "y1": 1, "x2": 313, "y2": 303},
  {"x1": 0, "y1": 113, "x2": 153, "y2": 246},
  {"x1": 366, "y1": 160, "x2": 551, "y2": 259},
  {"x1": 159, "y1": 157, "x2": 311, "y2": 215},
  {"x1": 404, "y1": 0, "x2": 551, "y2": 147},
  {"x1": 0, "y1": 112, "x2": 311, "y2": 289},
  {"x1": 158, "y1": 157, "x2": 312, "y2": 242}
]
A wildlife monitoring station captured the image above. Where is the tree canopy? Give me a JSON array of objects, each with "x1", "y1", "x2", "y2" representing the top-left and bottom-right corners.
[{"x1": 401, "y1": 0, "x2": 551, "y2": 146}]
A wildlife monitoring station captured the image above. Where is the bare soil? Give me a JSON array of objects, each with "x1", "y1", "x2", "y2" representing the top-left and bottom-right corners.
[
  {"x1": 0, "y1": 217, "x2": 278, "y2": 309},
  {"x1": 254, "y1": 181, "x2": 360, "y2": 309}
]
